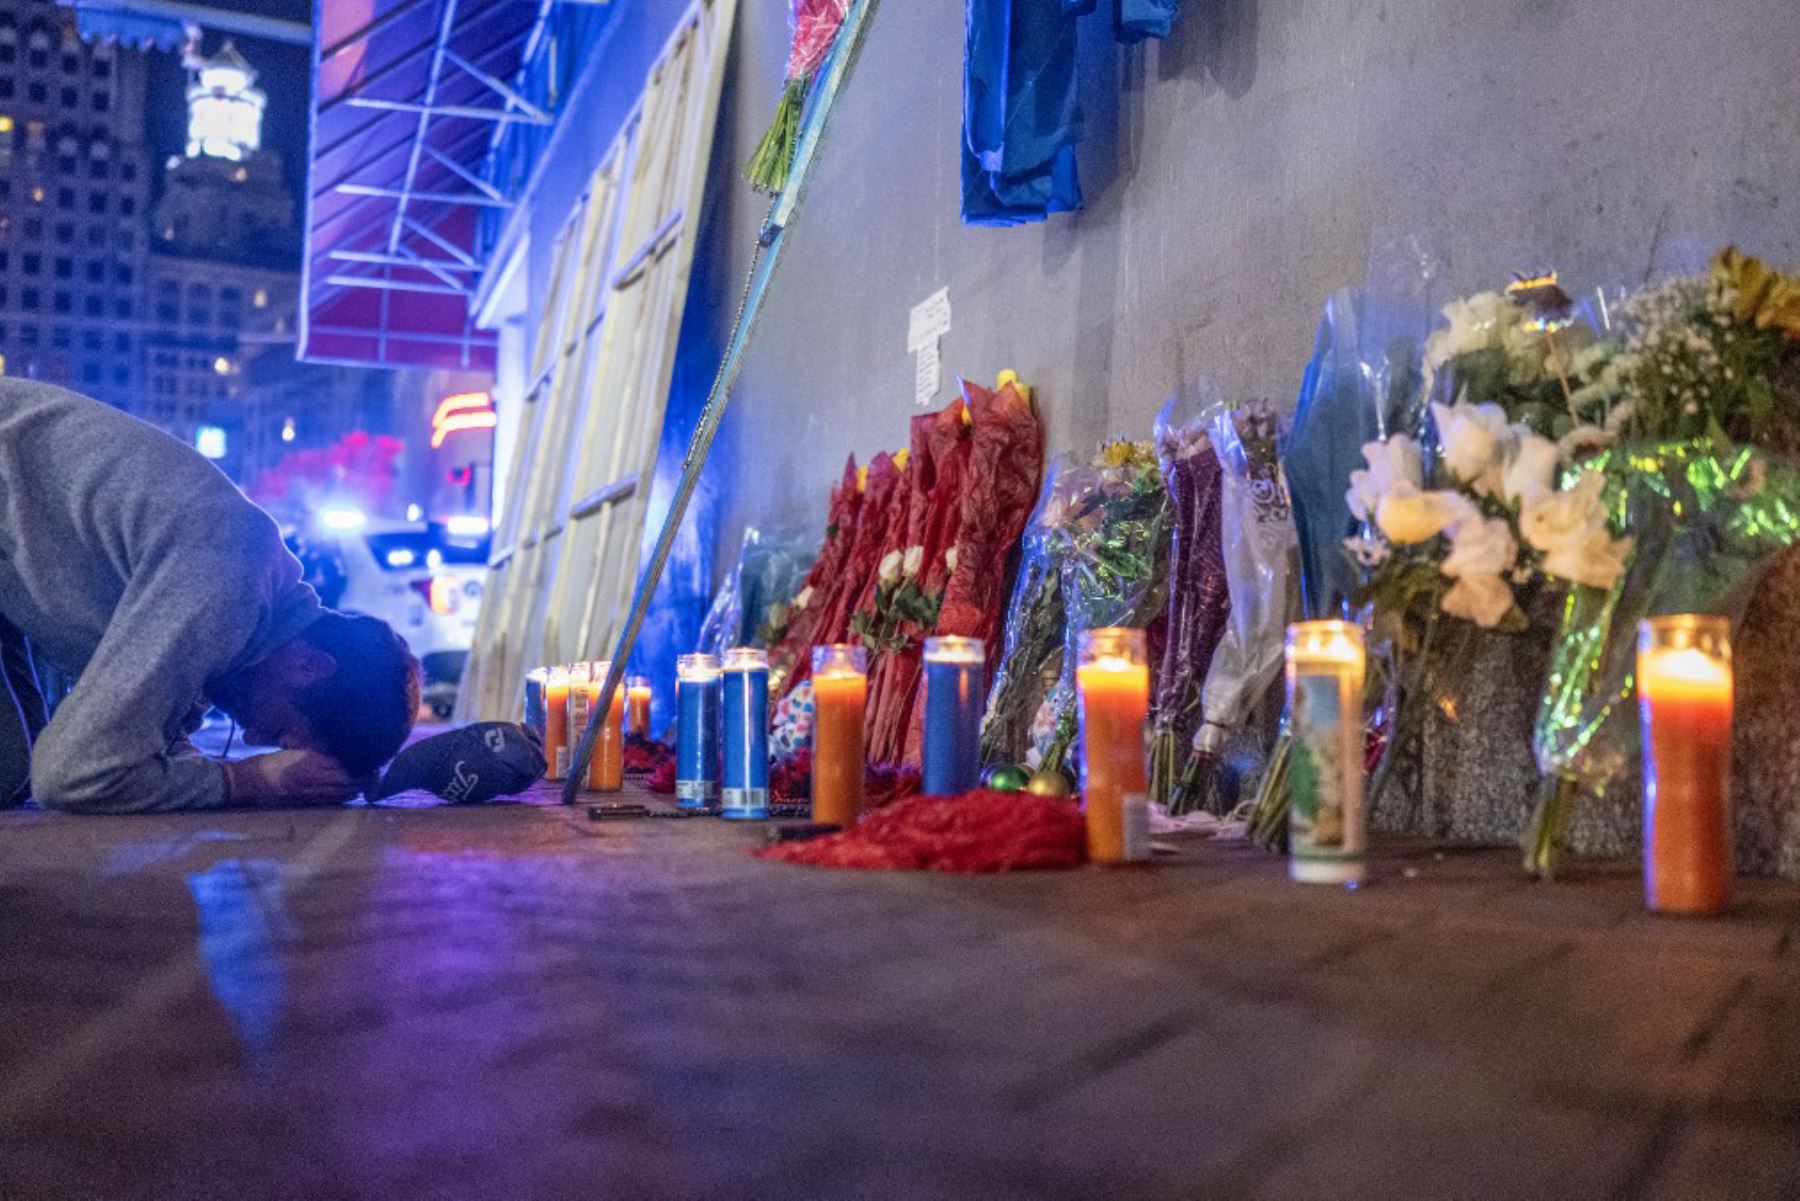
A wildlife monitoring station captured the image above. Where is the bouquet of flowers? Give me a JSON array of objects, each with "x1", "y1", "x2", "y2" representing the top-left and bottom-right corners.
[
  {"x1": 979, "y1": 464, "x2": 1068, "y2": 766},
  {"x1": 1036, "y1": 440, "x2": 1173, "y2": 773},
  {"x1": 1147, "y1": 389, "x2": 1232, "y2": 806},
  {"x1": 1167, "y1": 403, "x2": 1296, "y2": 815},
  {"x1": 1247, "y1": 275, "x2": 1628, "y2": 849},
  {"x1": 1525, "y1": 247, "x2": 1800, "y2": 874},
  {"x1": 746, "y1": 0, "x2": 850, "y2": 193}
]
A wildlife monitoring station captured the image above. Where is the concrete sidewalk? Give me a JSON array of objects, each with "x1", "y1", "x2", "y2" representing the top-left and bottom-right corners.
[{"x1": 3, "y1": 785, "x2": 1799, "y2": 1199}]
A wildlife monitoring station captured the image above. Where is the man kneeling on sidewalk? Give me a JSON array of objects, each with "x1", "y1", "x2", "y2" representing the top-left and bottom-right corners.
[{"x1": 0, "y1": 381, "x2": 420, "y2": 812}]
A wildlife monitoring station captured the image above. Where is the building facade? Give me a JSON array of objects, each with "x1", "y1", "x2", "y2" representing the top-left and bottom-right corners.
[
  {"x1": 0, "y1": 0, "x2": 152, "y2": 409},
  {"x1": 0, "y1": 1, "x2": 414, "y2": 498}
]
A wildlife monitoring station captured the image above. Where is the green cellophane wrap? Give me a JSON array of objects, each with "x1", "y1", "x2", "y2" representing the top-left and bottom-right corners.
[{"x1": 1526, "y1": 440, "x2": 1800, "y2": 875}]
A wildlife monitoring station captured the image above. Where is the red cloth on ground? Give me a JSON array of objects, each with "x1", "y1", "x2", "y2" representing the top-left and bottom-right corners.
[{"x1": 755, "y1": 791, "x2": 1086, "y2": 872}]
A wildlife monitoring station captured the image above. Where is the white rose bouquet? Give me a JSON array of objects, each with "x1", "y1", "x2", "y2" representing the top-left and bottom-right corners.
[{"x1": 1349, "y1": 401, "x2": 1632, "y2": 640}]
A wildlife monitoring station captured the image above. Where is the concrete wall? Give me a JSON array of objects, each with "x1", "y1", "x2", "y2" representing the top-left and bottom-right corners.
[
  {"x1": 687, "y1": 0, "x2": 1800, "y2": 548},
  {"x1": 496, "y1": 0, "x2": 1800, "y2": 652}
]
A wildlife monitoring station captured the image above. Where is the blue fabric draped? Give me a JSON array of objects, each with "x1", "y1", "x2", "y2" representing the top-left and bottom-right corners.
[
  {"x1": 961, "y1": 0, "x2": 1088, "y2": 226},
  {"x1": 962, "y1": 0, "x2": 1181, "y2": 226}
]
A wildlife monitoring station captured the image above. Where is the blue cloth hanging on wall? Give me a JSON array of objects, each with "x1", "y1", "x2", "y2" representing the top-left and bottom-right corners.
[
  {"x1": 962, "y1": 0, "x2": 1181, "y2": 225},
  {"x1": 961, "y1": 0, "x2": 1088, "y2": 227}
]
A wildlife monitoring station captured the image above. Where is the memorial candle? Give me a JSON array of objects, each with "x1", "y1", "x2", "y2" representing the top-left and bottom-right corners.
[
  {"x1": 721, "y1": 647, "x2": 770, "y2": 820},
  {"x1": 543, "y1": 667, "x2": 570, "y2": 782},
  {"x1": 1638, "y1": 615, "x2": 1734, "y2": 917},
  {"x1": 922, "y1": 636, "x2": 985, "y2": 796},
  {"x1": 567, "y1": 662, "x2": 592, "y2": 779},
  {"x1": 627, "y1": 676, "x2": 653, "y2": 739},
  {"x1": 1076, "y1": 628, "x2": 1150, "y2": 864},
  {"x1": 676, "y1": 653, "x2": 722, "y2": 810},
  {"x1": 587, "y1": 662, "x2": 625, "y2": 793},
  {"x1": 810, "y1": 644, "x2": 867, "y2": 826},
  {"x1": 524, "y1": 667, "x2": 548, "y2": 741},
  {"x1": 1285, "y1": 620, "x2": 1365, "y2": 885}
]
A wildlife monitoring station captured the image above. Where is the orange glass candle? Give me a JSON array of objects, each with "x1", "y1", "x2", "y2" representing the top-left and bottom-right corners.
[
  {"x1": 1638, "y1": 616, "x2": 1734, "y2": 917},
  {"x1": 567, "y1": 661, "x2": 592, "y2": 772},
  {"x1": 1076, "y1": 628, "x2": 1150, "y2": 864},
  {"x1": 810, "y1": 645, "x2": 867, "y2": 827},
  {"x1": 627, "y1": 676, "x2": 653, "y2": 738},
  {"x1": 543, "y1": 667, "x2": 570, "y2": 782},
  {"x1": 587, "y1": 664, "x2": 625, "y2": 793}
]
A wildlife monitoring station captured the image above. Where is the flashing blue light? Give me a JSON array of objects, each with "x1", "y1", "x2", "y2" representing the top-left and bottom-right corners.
[
  {"x1": 318, "y1": 503, "x2": 368, "y2": 534},
  {"x1": 385, "y1": 548, "x2": 418, "y2": 568},
  {"x1": 444, "y1": 514, "x2": 490, "y2": 539}
]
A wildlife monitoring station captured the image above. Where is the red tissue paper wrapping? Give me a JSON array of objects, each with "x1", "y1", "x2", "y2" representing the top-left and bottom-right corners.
[{"x1": 755, "y1": 791, "x2": 1086, "y2": 873}]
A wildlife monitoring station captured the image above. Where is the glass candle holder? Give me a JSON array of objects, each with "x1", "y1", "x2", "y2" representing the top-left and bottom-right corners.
[
  {"x1": 721, "y1": 647, "x2": 770, "y2": 820},
  {"x1": 810, "y1": 645, "x2": 867, "y2": 826},
  {"x1": 627, "y1": 675, "x2": 653, "y2": 739},
  {"x1": 543, "y1": 666, "x2": 570, "y2": 782},
  {"x1": 586, "y1": 661, "x2": 624, "y2": 794},
  {"x1": 922, "y1": 636, "x2": 985, "y2": 796},
  {"x1": 676, "y1": 653, "x2": 722, "y2": 810},
  {"x1": 524, "y1": 667, "x2": 548, "y2": 741},
  {"x1": 1638, "y1": 615, "x2": 1734, "y2": 916},
  {"x1": 568, "y1": 661, "x2": 592, "y2": 775},
  {"x1": 1285, "y1": 621, "x2": 1366, "y2": 885},
  {"x1": 1076, "y1": 628, "x2": 1150, "y2": 864}
]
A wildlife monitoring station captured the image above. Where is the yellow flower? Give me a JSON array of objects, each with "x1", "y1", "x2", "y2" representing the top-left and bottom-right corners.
[
  {"x1": 1711, "y1": 246, "x2": 1800, "y2": 338},
  {"x1": 1095, "y1": 439, "x2": 1154, "y2": 470}
]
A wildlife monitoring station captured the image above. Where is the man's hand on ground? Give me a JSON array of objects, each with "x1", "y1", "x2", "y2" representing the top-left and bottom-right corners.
[{"x1": 224, "y1": 750, "x2": 360, "y2": 808}]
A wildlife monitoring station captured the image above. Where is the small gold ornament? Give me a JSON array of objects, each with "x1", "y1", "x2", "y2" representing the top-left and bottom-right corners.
[{"x1": 1024, "y1": 769, "x2": 1073, "y2": 798}]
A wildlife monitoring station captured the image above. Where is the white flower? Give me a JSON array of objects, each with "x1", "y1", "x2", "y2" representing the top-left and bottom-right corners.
[
  {"x1": 1345, "y1": 436, "x2": 1423, "y2": 522},
  {"x1": 1543, "y1": 527, "x2": 1634, "y2": 589},
  {"x1": 1432, "y1": 401, "x2": 1510, "y2": 497},
  {"x1": 1521, "y1": 470, "x2": 1632, "y2": 589},
  {"x1": 792, "y1": 586, "x2": 815, "y2": 611},
  {"x1": 944, "y1": 547, "x2": 959, "y2": 574},
  {"x1": 1425, "y1": 291, "x2": 1511, "y2": 371},
  {"x1": 1501, "y1": 431, "x2": 1560, "y2": 505},
  {"x1": 878, "y1": 550, "x2": 903, "y2": 585},
  {"x1": 902, "y1": 545, "x2": 924, "y2": 578},
  {"x1": 1375, "y1": 485, "x2": 1473, "y2": 545},
  {"x1": 1556, "y1": 424, "x2": 1614, "y2": 463},
  {"x1": 1442, "y1": 513, "x2": 1518, "y2": 580},
  {"x1": 1441, "y1": 573, "x2": 1516, "y2": 628}
]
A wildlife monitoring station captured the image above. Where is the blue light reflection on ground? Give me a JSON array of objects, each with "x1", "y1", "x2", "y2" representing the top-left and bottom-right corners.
[{"x1": 186, "y1": 859, "x2": 296, "y2": 1070}]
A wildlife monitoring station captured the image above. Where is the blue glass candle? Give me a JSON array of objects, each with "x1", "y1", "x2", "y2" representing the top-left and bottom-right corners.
[
  {"x1": 524, "y1": 667, "x2": 548, "y2": 741},
  {"x1": 922, "y1": 636, "x2": 985, "y2": 796},
  {"x1": 720, "y1": 647, "x2": 770, "y2": 819},
  {"x1": 675, "y1": 653, "x2": 722, "y2": 810}
]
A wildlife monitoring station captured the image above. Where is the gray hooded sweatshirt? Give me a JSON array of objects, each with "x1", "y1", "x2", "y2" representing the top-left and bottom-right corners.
[{"x1": 0, "y1": 380, "x2": 321, "y2": 812}]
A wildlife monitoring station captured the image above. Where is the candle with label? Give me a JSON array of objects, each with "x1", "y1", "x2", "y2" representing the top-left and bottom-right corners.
[
  {"x1": 810, "y1": 645, "x2": 867, "y2": 826},
  {"x1": 587, "y1": 662, "x2": 625, "y2": 793},
  {"x1": 1285, "y1": 621, "x2": 1366, "y2": 885},
  {"x1": 922, "y1": 636, "x2": 985, "y2": 796},
  {"x1": 543, "y1": 666, "x2": 570, "y2": 782},
  {"x1": 676, "y1": 653, "x2": 722, "y2": 810},
  {"x1": 1638, "y1": 615, "x2": 1734, "y2": 916},
  {"x1": 721, "y1": 647, "x2": 770, "y2": 819},
  {"x1": 627, "y1": 676, "x2": 653, "y2": 739},
  {"x1": 1076, "y1": 628, "x2": 1150, "y2": 864},
  {"x1": 567, "y1": 661, "x2": 592, "y2": 778}
]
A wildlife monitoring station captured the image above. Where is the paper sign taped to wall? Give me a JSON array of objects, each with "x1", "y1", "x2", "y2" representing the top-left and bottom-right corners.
[
  {"x1": 908, "y1": 288, "x2": 951, "y2": 352},
  {"x1": 914, "y1": 341, "x2": 941, "y2": 407}
]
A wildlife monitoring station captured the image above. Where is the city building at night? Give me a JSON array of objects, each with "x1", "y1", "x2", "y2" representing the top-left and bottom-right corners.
[{"x1": 0, "y1": 0, "x2": 152, "y2": 410}]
